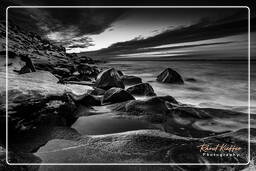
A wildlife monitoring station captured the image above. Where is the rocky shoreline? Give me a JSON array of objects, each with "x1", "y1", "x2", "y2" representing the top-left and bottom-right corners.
[{"x1": 0, "y1": 21, "x2": 255, "y2": 170}]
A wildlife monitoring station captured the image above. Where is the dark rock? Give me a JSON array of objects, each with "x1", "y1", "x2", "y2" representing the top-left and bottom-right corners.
[
  {"x1": 95, "y1": 68, "x2": 124, "y2": 90},
  {"x1": 0, "y1": 146, "x2": 41, "y2": 169},
  {"x1": 9, "y1": 53, "x2": 37, "y2": 74},
  {"x1": 88, "y1": 87, "x2": 106, "y2": 96},
  {"x1": 126, "y1": 83, "x2": 156, "y2": 96},
  {"x1": 53, "y1": 67, "x2": 70, "y2": 77},
  {"x1": 80, "y1": 56, "x2": 95, "y2": 64},
  {"x1": 156, "y1": 68, "x2": 184, "y2": 84},
  {"x1": 126, "y1": 97, "x2": 169, "y2": 115},
  {"x1": 157, "y1": 95, "x2": 179, "y2": 104},
  {"x1": 9, "y1": 126, "x2": 81, "y2": 153},
  {"x1": 117, "y1": 70, "x2": 124, "y2": 76},
  {"x1": 121, "y1": 75, "x2": 142, "y2": 85},
  {"x1": 185, "y1": 78, "x2": 197, "y2": 82},
  {"x1": 34, "y1": 63, "x2": 55, "y2": 72},
  {"x1": 1, "y1": 22, "x2": 70, "y2": 70},
  {"x1": 103, "y1": 87, "x2": 135, "y2": 104},
  {"x1": 67, "y1": 92, "x2": 101, "y2": 106},
  {"x1": 112, "y1": 97, "x2": 169, "y2": 123},
  {"x1": 62, "y1": 75, "x2": 80, "y2": 82},
  {"x1": 76, "y1": 64, "x2": 100, "y2": 80}
]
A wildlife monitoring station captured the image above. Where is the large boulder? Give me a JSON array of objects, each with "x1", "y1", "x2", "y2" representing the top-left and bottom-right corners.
[
  {"x1": 103, "y1": 87, "x2": 135, "y2": 104},
  {"x1": 156, "y1": 68, "x2": 184, "y2": 84},
  {"x1": 95, "y1": 68, "x2": 124, "y2": 90},
  {"x1": 1, "y1": 51, "x2": 36, "y2": 74},
  {"x1": 0, "y1": 71, "x2": 78, "y2": 136},
  {"x1": 34, "y1": 129, "x2": 189, "y2": 164},
  {"x1": 126, "y1": 83, "x2": 156, "y2": 96},
  {"x1": 121, "y1": 75, "x2": 142, "y2": 85},
  {"x1": 112, "y1": 97, "x2": 169, "y2": 123}
]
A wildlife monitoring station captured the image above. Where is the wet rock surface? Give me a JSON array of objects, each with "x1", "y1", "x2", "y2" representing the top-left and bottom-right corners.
[
  {"x1": 157, "y1": 68, "x2": 184, "y2": 84},
  {"x1": 121, "y1": 75, "x2": 142, "y2": 85},
  {"x1": 126, "y1": 83, "x2": 156, "y2": 96},
  {"x1": 95, "y1": 68, "x2": 125, "y2": 90},
  {"x1": 103, "y1": 87, "x2": 135, "y2": 104}
]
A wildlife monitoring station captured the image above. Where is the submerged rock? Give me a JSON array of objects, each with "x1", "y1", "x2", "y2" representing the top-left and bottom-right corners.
[
  {"x1": 126, "y1": 83, "x2": 156, "y2": 96},
  {"x1": 156, "y1": 68, "x2": 184, "y2": 84},
  {"x1": 121, "y1": 75, "x2": 142, "y2": 85},
  {"x1": 95, "y1": 68, "x2": 124, "y2": 90},
  {"x1": 103, "y1": 87, "x2": 135, "y2": 104},
  {"x1": 185, "y1": 78, "x2": 197, "y2": 82}
]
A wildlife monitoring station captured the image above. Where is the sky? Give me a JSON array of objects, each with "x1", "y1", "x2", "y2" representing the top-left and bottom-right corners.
[{"x1": 4, "y1": 0, "x2": 254, "y2": 60}]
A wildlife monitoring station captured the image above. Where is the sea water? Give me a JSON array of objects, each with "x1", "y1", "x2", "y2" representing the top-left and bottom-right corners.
[{"x1": 102, "y1": 60, "x2": 256, "y2": 114}]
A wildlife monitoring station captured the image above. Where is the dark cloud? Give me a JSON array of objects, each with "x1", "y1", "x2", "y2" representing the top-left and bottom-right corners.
[
  {"x1": 88, "y1": 10, "x2": 252, "y2": 57},
  {"x1": 8, "y1": 7, "x2": 127, "y2": 35}
]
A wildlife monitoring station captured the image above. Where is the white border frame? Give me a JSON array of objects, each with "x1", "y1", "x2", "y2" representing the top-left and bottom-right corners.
[{"x1": 5, "y1": 6, "x2": 251, "y2": 166}]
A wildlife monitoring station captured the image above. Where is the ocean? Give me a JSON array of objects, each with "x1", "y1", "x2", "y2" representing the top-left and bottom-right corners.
[{"x1": 101, "y1": 60, "x2": 256, "y2": 114}]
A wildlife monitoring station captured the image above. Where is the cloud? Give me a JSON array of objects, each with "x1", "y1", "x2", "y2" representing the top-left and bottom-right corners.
[
  {"x1": 7, "y1": 4, "x2": 128, "y2": 47},
  {"x1": 89, "y1": 12, "x2": 252, "y2": 56}
]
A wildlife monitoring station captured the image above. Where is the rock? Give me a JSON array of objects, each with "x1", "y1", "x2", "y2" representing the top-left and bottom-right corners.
[
  {"x1": 121, "y1": 75, "x2": 142, "y2": 85},
  {"x1": 2, "y1": 51, "x2": 36, "y2": 74},
  {"x1": 0, "y1": 71, "x2": 78, "y2": 136},
  {"x1": 62, "y1": 75, "x2": 80, "y2": 82},
  {"x1": 103, "y1": 87, "x2": 135, "y2": 104},
  {"x1": 0, "y1": 22, "x2": 70, "y2": 70},
  {"x1": 18, "y1": 54, "x2": 36, "y2": 74},
  {"x1": 112, "y1": 97, "x2": 169, "y2": 123},
  {"x1": 70, "y1": 54, "x2": 96, "y2": 64},
  {"x1": 52, "y1": 67, "x2": 70, "y2": 77},
  {"x1": 88, "y1": 87, "x2": 106, "y2": 96},
  {"x1": 126, "y1": 83, "x2": 156, "y2": 96},
  {"x1": 34, "y1": 129, "x2": 189, "y2": 163},
  {"x1": 157, "y1": 95, "x2": 179, "y2": 104},
  {"x1": 0, "y1": 146, "x2": 41, "y2": 169},
  {"x1": 185, "y1": 78, "x2": 197, "y2": 82},
  {"x1": 95, "y1": 68, "x2": 124, "y2": 90},
  {"x1": 80, "y1": 56, "x2": 95, "y2": 64},
  {"x1": 156, "y1": 68, "x2": 184, "y2": 84},
  {"x1": 77, "y1": 64, "x2": 100, "y2": 79},
  {"x1": 67, "y1": 92, "x2": 102, "y2": 106},
  {"x1": 9, "y1": 126, "x2": 81, "y2": 153},
  {"x1": 117, "y1": 70, "x2": 124, "y2": 76}
]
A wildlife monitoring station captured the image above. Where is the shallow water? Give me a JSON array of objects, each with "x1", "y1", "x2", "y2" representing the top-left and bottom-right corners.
[
  {"x1": 72, "y1": 113, "x2": 156, "y2": 135},
  {"x1": 102, "y1": 60, "x2": 256, "y2": 113}
]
